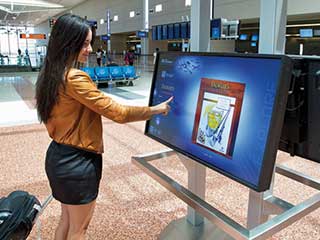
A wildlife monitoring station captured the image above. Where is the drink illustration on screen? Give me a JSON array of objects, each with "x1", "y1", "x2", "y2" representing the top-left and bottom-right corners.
[{"x1": 192, "y1": 78, "x2": 245, "y2": 158}]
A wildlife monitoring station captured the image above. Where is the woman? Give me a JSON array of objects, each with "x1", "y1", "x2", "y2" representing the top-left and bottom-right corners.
[{"x1": 35, "y1": 14, "x2": 172, "y2": 240}]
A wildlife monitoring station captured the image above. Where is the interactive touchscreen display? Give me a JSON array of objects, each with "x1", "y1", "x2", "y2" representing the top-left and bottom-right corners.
[{"x1": 146, "y1": 52, "x2": 292, "y2": 191}]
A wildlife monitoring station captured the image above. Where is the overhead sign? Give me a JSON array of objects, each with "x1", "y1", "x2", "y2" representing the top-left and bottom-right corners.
[
  {"x1": 20, "y1": 34, "x2": 46, "y2": 39},
  {"x1": 101, "y1": 35, "x2": 110, "y2": 41},
  {"x1": 137, "y1": 31, "x2": 148, "y2": 38}
]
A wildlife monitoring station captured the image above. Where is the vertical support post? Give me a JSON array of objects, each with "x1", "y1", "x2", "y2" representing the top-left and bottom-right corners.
[
  {"x1": 190, "y1": 0, "x2": 211, "y2": 52},
  {"x1": 259, "y1": 0, "x2": 288, "y2": 54},
  {"x1": 142, "y1": 0, "x2": 149, "y2": 59},
  {"x1": 247, "y1": 0, "x2": 288, "y2": 229},
  {"x1": 178, "y1": 154, "x2": 206, "y2": 226},
  {"x1": 106, "y1": 9, "x2": 111, "y2": 54}
]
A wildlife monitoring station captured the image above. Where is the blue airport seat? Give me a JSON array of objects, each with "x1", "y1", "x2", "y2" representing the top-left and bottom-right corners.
[
  {"x1": 94, "y1": 67, "x2": 111, "y2": 82},
  {"x1": 122, "y1": 66, "x2": 139, "y2": 80},
  {"x1": 108, "y1": 66, "x2": 125, "y2": 80},
  {"x1": 81, "y1": 67, "x2": 97, "y2": 81}
]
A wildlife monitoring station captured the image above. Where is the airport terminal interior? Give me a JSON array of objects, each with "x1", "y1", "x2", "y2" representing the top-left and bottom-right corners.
[{"x1": 0, "y1": 0, "x2": 320, "y2": 239}]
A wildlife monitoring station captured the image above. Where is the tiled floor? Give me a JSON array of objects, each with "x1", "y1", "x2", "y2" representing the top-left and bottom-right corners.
[{"x1": 0, "y1": 57, "x2": 319, "y2": 239}]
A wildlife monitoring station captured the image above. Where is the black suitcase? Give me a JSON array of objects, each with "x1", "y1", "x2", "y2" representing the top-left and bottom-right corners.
[{"x1": 0, "y1": 190, "x2": 41, "y2": 240}]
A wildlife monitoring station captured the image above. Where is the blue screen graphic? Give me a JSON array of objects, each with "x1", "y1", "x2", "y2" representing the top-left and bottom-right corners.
[
  {"x1": 251, "y1": 34, "x2": 259, "y2": 41},
  {"x1": 239, "y1": 34, "x2": 248, "y2": 40},
  {"x1": 212, "y1": 27, "x2": 221, "y2": 39},
  {"x1": 300, "y1": 29, "x2": 313, "y2": 38},
  {"x1": 147, "y1": 53, "x2": 285, "y2": 189}
]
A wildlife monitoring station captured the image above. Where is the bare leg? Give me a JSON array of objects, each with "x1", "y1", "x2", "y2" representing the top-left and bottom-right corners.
[
  {"x1": 54, "y1": 203, "x2": 69, "y2": 240},
  {"x1": 66, "y1": 200, "x2": 96, "y2": 240}
]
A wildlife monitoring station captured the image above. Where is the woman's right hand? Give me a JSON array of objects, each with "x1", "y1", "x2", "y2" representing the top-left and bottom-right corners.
[{"x1": 151, "y1": 96, "x2": 173, "y2": 116}]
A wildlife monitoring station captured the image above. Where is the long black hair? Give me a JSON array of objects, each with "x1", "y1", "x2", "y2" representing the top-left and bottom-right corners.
[{"x1": 36, "y1": 14, "x2": 95, "y2": 123}]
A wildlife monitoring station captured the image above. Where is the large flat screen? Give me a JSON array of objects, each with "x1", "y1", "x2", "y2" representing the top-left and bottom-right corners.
[{"x1": 146, "y1": 52, "x2": 292, "y2": 191}]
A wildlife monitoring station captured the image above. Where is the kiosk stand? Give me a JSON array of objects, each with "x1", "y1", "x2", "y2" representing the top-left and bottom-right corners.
[{"x1": 132, "y1": 149, "x2": 320, "y2": 239}]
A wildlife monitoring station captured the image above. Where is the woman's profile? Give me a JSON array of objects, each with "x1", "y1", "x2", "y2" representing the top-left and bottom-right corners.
[{"x1": 35, "y1": 14, "x2": 172, "y2": 239}]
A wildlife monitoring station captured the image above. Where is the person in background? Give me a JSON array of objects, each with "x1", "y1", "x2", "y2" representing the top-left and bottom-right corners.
[
  {"x1": 35, "y1": 14, "x2": 173, "y2": 240},
  {"x1": 102, "y1": 49, "x2": 107, "y2": 66},
  {"x1": 96, "y1": 48, "x2": 102, "y2": 66},
  {"x1": 124, "y1": 50, "x2": 135, "y2": 66}
]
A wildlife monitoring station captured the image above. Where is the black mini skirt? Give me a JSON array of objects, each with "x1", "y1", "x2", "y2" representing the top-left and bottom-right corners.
[{"x1": 45, "y1": 141, "x2": 102, "y2": 205}]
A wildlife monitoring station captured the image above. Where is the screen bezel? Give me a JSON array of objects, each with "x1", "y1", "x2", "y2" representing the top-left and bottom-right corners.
[{"x1": 145, "y1": 51, "x2": 292, "y2": 192}]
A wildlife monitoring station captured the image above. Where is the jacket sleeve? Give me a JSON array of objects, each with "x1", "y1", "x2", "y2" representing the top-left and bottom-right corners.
[{"x1": 65, "y1": 69, "x2": 152, "y2": 123}]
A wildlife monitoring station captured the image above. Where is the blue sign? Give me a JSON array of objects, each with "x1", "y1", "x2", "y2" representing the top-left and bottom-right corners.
[
  {"x1": 101, "y1": 35, "x2": 110, "y2": 41},
  {"x1": 137, "y1": 31, "x2": 148, "y2": 38}
]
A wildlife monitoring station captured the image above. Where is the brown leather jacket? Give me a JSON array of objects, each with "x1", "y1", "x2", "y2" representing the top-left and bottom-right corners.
[{"x1": 45, "y1": 68, "x2": 152, "y2": 153}]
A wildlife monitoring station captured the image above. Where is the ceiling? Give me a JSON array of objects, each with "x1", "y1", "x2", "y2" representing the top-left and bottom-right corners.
[{"x1": 0, "y1": 0, "x2": 86, "y2": 27}]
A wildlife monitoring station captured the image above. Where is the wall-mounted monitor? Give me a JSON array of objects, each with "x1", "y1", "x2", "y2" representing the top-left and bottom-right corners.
[
  {"x1": 181, "y1": 22, "x2": 188, "y2": 39},
  {"x1": 300, "y1": 29, "x2": 313, "y2": 38},
  {"x1": 168, "y1": 24, "x2": 174, "y2": 40},
  {"x1": 239, "y1": 34, "x2": 248, "y2": 41},
  {"x1": 157, "y1": 25, "x2": 162, "y2": 40},
  {"x1": 174, "y1": 23, "x2": 181, "y2": 39},
  {"x1": 211, "y1": 18, "x2": 222, "y2": 39},
  {"x1": 146, "y1": 52, "x2": 292, "y2": 192},
  {"x1": 162, "y1": 25, "x2": 168, "y2": 40},
  {"x1": 152, "y1": 26, "x2": 157, "y2": 40},
  {"x1": 251, "y1": 34, "x2": 259, "y2": 41},
  {"x1": 313, "y1": 29, "x2": 320, "y2": 36},
  {"x1": 251, "y1": 42, "x2": 257, "y2": 47}
]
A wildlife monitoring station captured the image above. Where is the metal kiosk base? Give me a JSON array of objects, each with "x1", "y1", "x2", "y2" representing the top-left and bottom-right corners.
[{"x1": 132, "y1": 149, "x2": 320, "y2": 240}]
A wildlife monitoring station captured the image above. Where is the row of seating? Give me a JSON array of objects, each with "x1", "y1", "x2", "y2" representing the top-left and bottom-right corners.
[{"x1": 81, "y1": 66, "x2": 139, "y2": 85}]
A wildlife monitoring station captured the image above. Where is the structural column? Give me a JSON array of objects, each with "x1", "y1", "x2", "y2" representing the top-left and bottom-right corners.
[
  {"x1": 141, "y1": 0, "x2": 149, "y2": 56},
  {"x1": 247, "y1": 0, "x2": 288, "y2": 229},
  {"x1": 259, "y1": 0, "x2": 288, "y2": 54},
  {"x1": 190, "y1": 0, "x2": 211, "y2": 52},
  {"x1": 106, "y1": 9, "x2": 111, "y2": 52}
]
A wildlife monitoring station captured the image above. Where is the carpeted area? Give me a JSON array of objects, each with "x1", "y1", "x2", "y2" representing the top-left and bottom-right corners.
[{"x1": 0, "y1": 120, "x2": 319, "y2": 239}]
